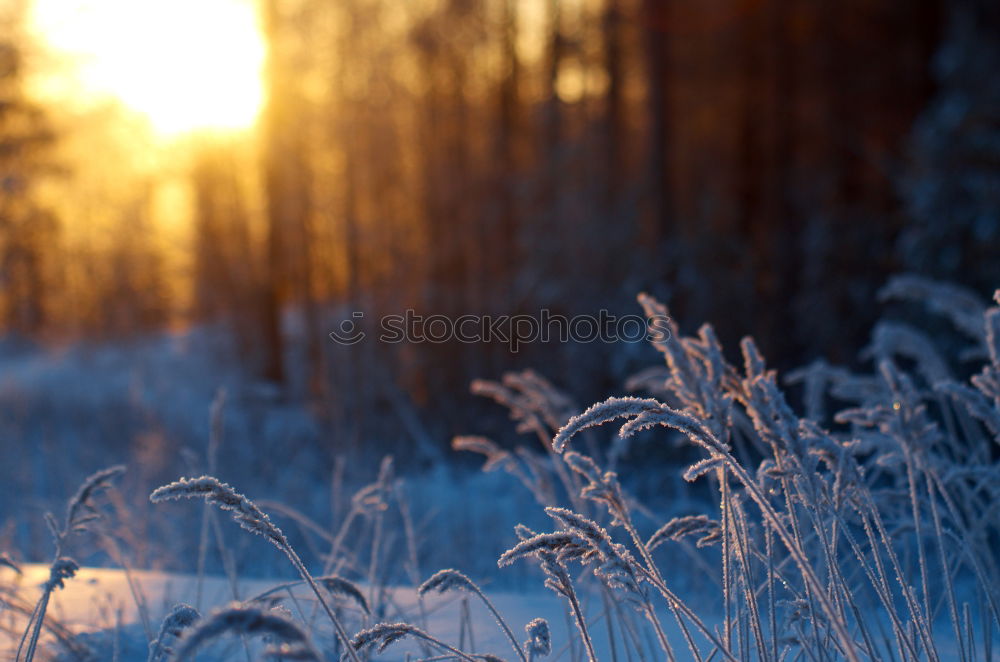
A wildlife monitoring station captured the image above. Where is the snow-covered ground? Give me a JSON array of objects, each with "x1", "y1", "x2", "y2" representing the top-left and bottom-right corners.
[{"x1": 2, "y1": 564, "x2": 698, "y2": 661}]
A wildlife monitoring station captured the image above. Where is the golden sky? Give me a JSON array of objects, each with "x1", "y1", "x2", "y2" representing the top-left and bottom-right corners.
[{"x1": 29, "y1": 0, "x2": 266, "y2": 136}]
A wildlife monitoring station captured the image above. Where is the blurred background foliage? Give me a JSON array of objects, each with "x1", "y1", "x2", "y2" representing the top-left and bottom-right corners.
[{"x1": 0, "y1": 0, "x2": 997, "y2": 474}]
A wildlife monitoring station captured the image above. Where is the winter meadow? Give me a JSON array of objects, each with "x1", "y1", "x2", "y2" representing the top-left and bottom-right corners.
[{"x1": 2, "y1": 0, "x2": 1000, "y2": 660}]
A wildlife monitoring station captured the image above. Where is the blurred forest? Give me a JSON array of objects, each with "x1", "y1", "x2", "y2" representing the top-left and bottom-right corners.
[{"x1": 2, "y1": 0, "x2": 999, "y2": 449}]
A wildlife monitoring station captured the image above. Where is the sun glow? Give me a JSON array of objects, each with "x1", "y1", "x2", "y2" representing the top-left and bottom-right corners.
[{"x1": 30, "y1": 0, "x2": 266, "y2": 136}]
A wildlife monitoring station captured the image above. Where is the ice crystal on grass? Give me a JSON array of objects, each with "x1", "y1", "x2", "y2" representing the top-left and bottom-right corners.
[
  {"x1": 17, "y1": 465, "x2": 125, "y2": 662},
  {"x1": 419, "y1": 568, "x2": 479, "y2": 596},
  {"x1": 0, "y1": 552, "x2": 21, "y2": 575},
  {"x1": 419, "y1": 569, "x2": 528, "y2": 662},
  {"x1": 320, "y1": 576, "x2": 370, "y2": 615},
  {"x1": 476, "y1": 287, "x2": 1000, "y2": 661},
  {"x1": 351, "y1": 622, "x2": 479, "y2": 660},
  {"x1": 171, "y1": 604, "x2": 319, "y2": 661},
  {"x1": 879, "y1": 274, "x2": 986, "y2": 340},
  {"x1": 43, "y1": 558, "x2": 77, "y2": 591},
  {"x1": 147, "y1": 603, "x2": 199, "y2": 662},
  {"x1": 150, "y1": 476, "x2": 288, "y2": 548},
  {"x1": 524, "y1": 618, "x2": 551, "y2": 658},
  {"x1": 646, "y1": 515, "x2": 721, "y2": 550},
  {"x1": 150, "y1": 476, "x2": 362, "y2": 662},
  {"x1": 553, "y1": 397, "x2": 661, "y2": 452},
  {"x1": 65, "y1": 465, "x2": 126, "y2": 535},
  {"x1": 452, "y1": 436, "x2": 513, "y2": 472}
]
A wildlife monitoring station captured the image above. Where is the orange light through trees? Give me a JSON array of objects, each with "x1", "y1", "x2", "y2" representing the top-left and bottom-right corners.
[{"x1": 30, "y1": 0, "x2": 266, "y2": 136}]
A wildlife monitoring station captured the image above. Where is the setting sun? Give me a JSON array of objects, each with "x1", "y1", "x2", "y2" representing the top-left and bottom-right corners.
[{"x1": 30, "y1": 0, "x2": 266, "y2": 135}]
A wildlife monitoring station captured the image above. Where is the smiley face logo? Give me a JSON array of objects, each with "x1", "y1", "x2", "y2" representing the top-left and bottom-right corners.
[{"x1": 329, "y1": 312, "x2": 366, "y2": 345}]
